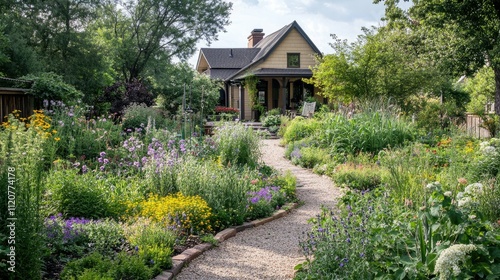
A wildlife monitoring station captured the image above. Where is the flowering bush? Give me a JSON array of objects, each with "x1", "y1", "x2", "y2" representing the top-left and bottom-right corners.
[
  {"x1": 296, "y1": 185, "x2": 500, "y2": 279},
  {"x1": 246, "y1": 186, "x2": 284, "y2": 220},
  {"x1": 213, "y1": 122, "x2": 261, "y2": 169},
  {"x1": 471, "y1": 138, "x2": 500, "y2": 179},
  {"x1": 214, "y1": 106, "x2": 239, "y2": 114},
  {"x1": 130, "y1": 193, "x2": 213, "y2": 235}
]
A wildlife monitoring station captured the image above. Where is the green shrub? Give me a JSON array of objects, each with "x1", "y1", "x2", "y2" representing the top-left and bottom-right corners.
[
  {"x1": 61, "y1": 252, "x2": 154, "y2": 280},
  {"x1": 84, "y1": 219, "x2": 125, "y2": 257},
  {"x1": 331, "y1": 163, "x2": 383, "y2": 190},
  {"x1": 60, "y1": 252, "x2": 113, "y2": 280},
  {"x1": 471, "y1": 138, "x2": 500, "y2": 180},
  {"x1": 282, "y1": 117, "x2": 319, "y2": 144},
  {"x1": 213, "y1": 122, "x2": 261, "y2": 169},
  {"x1": 124, "y1": 220, "x2": 175, "y2": 270},
  {"x1": 297, "y1": 146, "x2": 331, "y2": 169},
  {"x1": 317, "y1": 110, "x2": 415, "y2": 155},
  {"x1": 267, "y1": 171, "x2": 297, "y2": 201},
  {"x1": 20, "y1": 72, "x2": 83, "y2": 104},
  {"x1": 122, "y1": 103, "x2": 167, "y2": 131},
  {"x1": 262, "y1": 114, "x2": 281, "y2": 128},
  {"x1": 43, "y1": 170, "x2": 138, "y2": 219},
  {"x1": 177, "y1": 158, "x2": 251, "y2": 230},
  {"x1": 44, "y1": 170, "x2": 109, "y2": 219}
]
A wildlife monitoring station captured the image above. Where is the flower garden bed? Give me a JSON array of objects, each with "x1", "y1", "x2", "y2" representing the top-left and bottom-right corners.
[{"x1": 0, "y1": 103, "x2": 299, "y2": 280}]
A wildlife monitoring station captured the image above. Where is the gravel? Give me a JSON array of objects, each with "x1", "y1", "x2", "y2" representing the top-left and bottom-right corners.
[{"x1": 174, "y1": 139, "x2": 342, "y2": 280}]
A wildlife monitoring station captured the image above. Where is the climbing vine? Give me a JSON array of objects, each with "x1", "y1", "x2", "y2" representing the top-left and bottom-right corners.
[{"x1": 244, "y1": 74, "x2": 264, "y2": 112}]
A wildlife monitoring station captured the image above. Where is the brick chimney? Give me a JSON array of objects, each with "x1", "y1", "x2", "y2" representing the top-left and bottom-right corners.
[{"x1": 247, "y1": 28, "x2": 264, "y2": 48}]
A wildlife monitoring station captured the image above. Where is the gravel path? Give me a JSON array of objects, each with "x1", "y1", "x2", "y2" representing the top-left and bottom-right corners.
[{"x1": 175, "y1": 139, "x2": 342, "y2": 280}]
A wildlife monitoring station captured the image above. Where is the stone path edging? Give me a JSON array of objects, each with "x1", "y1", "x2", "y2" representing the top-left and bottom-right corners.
[{"x1": 154, "y1": 202, "x2": 300, "y2": 280}]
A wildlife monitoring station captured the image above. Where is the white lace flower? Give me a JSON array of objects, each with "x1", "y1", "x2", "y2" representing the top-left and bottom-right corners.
[
  {"x1": 457, "y1": 197, "x2": 472, "y2": 208},
  {"x1": 434, "y1": 244, "x2": 476, "y2": 280},
  {"x1": 464, "y1": 183, "x2": 483, "y2": 196}
]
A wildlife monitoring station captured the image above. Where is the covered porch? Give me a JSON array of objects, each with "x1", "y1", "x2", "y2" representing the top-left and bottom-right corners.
[{"x1": 227, "y1": 70, "x2": 326, "y2": 120}]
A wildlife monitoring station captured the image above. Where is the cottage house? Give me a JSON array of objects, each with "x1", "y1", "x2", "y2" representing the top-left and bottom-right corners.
[{"x1": 195, "y1": 20, "x2": 325, "y2": 120}]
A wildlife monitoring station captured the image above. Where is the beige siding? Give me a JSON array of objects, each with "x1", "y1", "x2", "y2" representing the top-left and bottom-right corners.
[
  {"x1": 230, "y1": 85, "x2": 239, "y2": 110},
  {"x1": 257, "y1": 29, "x2": 317, "y2": 69},
  {"x1": 244, "y1": 88, "x2": 252, "y2": 120}
]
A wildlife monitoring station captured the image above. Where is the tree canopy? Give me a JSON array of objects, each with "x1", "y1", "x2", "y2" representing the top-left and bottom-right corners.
[
  {"x1": 375, "y1": 0, "x2": 500, "y2": 115},
  {"x1": 0, "y1": 0, "x2": 232, "y2": 112}
]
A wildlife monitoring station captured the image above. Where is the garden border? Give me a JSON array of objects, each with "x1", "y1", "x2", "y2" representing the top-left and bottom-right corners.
[{"x1": 153, "y1": 201, "x2": 300, "y2": 280}]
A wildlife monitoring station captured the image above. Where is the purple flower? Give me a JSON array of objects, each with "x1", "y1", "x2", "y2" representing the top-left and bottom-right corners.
[
  {"x1": 81, "y1": 165, "x2": 88, "y2": 174},
  {"x1": 103, "y1": 158, "x2": 109, "y2": 164},
  {"x1": 99, "y1": 151, "x2": 106, "y2": 157},
  {"x1": 100, "y1": 165, "x2": 105, "y2": 172}
]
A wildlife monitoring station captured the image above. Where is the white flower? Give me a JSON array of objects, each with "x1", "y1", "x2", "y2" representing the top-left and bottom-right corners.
[
  {"x1": 481, "y1": 145, "x2": 497, "y2": 157},
  {"x1": 464, "y1": 183, "x2": 483, "y2": 196},
  {"x1": 426, "y1": 181, "x2": 441, "y2": 192},
  {"x1": 444, "y1": 191, "x2": 452, "y2": 197},
  {"x1": 456, "y1": 192, "x2": 464, "y2": 200},
  {"x1": 457, "y1": 197, "x2": 472, "y2": 208},
  {"x1": 434, "y1": 244, "x2": 476, "y2": 280},
  {"x1": 468, "y1": 215, "x2": 476, "y2": 220}
]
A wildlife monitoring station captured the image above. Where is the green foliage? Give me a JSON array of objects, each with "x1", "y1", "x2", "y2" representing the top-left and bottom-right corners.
[
  {"x1": 213, "y1": 122, "x2": 261, "y2": 169},
  {"x1": 96, "y1": 0, "x2": 231, "y2": 82},
  {"x1": 176, "y1": 158, "x2": 252, "y2": 230},
  {"x1": 464, "y1": 67, "x2": 495, "y2": 115},
  {"x1": 0, "y1": 114, "x2": 46, "y2": 279},
  {"x1": 154, "y1": 63, "x2": 222, "y2": 116},
  {"x1": 85, "y1": 220, "x2": 125, "y2": 257},
  {"x1": 415, "y1": 98, "x2": 467, "y2": 133},
  {"x1": 470, "y1": 138, "x2": 500, "y2": 180},
  {"x1": 297, "y1": 186, "x2": 500, "y2": 280},
  {"x1": 245, "y1": 74, "x2": 260, "y2": 111},
  {"x1": 305, "y1": 28, "x2": 436, "y2": 108},
  {"x1": 282, "y1": 117, "x2": 320, "y2": 144},
  {"x1": 262, "y1": 114, "x2": 281, "y2": 128},
  {"x1": 331, "y1": 163, "x2": 383, "y2": 191},
  {"x1": 124, "y1": 220, "x2": 175, "y2": 269},
  {"x1": 43, "y1": 170, "x2": 132, "y2": 219},
  {"x1": 122, "y1": 103, "x2": 167, "y2": 130},
  {"x1": 20, "y1": 72, "x2": 83, "y2": 104},
  {"x1": 60, "y1": 252, "x2": 153, "y2": 280},
  {"x1": 317, "y1": 109, "x2": 415, "y2": 155},
  {"x1": 49, "y1": 104, "x2": 123, "y2": 160}
]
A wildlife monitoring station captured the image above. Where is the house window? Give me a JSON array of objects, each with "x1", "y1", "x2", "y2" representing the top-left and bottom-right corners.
[{"x1": 287, "y1": 53, "x2": 300, "y2": 68}]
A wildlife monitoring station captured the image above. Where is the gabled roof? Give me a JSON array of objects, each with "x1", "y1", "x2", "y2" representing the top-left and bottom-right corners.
[
  {"x1": 197, "y1": 21, "x2": 321, "y2": 82},
  {"x1": 251, "y1": 20, "x2": 321, "y2": 64},
  {"x1": 200, "y1": 48, "x2": 260, "y2": 69}
]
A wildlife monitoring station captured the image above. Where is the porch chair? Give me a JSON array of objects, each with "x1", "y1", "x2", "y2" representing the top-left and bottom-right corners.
[{"x1": 301, "y1": 101, "x2": 316, "y2": 118}]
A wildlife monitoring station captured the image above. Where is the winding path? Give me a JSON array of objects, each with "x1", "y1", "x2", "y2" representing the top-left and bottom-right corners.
[{"x1": 174, "y1": 139, "x2": 342, "y2": 280}]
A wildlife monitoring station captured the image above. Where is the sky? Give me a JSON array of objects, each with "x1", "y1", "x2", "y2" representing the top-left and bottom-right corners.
[{"x1": 187, "y1": 0, "x2": 410, "y2": 67}]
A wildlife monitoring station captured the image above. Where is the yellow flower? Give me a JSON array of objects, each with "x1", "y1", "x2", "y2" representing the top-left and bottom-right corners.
[
  {"x1": 52, "y1": 130, "x2": 57, "y2": 134},
  {"x1": 54, "y1": 137, "x2": 61, "y2": 141}
]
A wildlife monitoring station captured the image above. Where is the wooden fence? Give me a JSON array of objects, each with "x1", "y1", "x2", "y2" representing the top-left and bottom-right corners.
[
  {"x1": 463, "y1": 114, "x2": 491, "y2": 139},
  {"x1": 0, "y1": 87, "x2": 35, "y2": 123}
]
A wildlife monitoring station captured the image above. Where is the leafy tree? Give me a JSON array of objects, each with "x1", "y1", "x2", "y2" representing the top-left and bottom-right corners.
[
  {"x1": 99, "y1": 78, "x2": 155, "y2": 117},
  {"x1": 375, "y1": 0, "x2": 500, "y2": 115},
  {"x1": 464, "y1": 67, "x2": 496, "y2": 115},
  {"x1": 306, "y1": 27, "x2": 434, "y2": 110},
  {"x1": 96, "y1": 0, "x2": 232, "y2": 82},
  {"x1": 19, "y1": 72, "x2": 83, "y2": 104},
  {"x1": 153, "y1": 62, "x2": 222, "y2": 116}
]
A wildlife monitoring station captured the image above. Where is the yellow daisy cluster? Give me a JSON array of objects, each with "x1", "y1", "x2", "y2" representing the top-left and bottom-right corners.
[
  {"x1": 2, "y1": 110, "x2": 59, "y2": 141},
  {"x1": 132, "y1": 193, "x2": 213, "y2": 235}
]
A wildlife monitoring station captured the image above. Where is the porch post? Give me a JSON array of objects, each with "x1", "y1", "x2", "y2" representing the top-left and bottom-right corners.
[{"x1": 281, "y1": 77, "x2": 288, "y2": 114}]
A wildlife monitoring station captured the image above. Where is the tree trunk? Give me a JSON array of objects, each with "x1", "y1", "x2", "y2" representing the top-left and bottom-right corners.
[{"x1": 495, "y1": 66, "x2": 500, "y2": 115}]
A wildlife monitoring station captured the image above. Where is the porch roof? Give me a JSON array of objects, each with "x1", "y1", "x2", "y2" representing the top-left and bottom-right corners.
[{"x1": 231, "y1": 68, "x2": 313, "y2": 80}]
